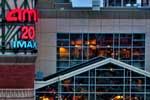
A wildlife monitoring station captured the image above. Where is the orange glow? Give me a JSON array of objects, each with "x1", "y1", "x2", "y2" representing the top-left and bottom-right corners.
[
  {"x1": 90, "y1": 40, "x2": 96, "y2": 45},
  {"x1": 71, "y1": 41, "x2": 75, "y2": 45},
  {"x1": 59, "y1": 47, "x2": 68, "y2": 53},
  {"x1": 90, "y1": 45, "x2": 96, "y2": 50},
  {"x1": 133, "y1": 49, "x2": 140, "y2": 56},
  {"x1": 74, "y1": 96, "x2": 82, "y2": 100},
  {"x1": 75, "y1": 40, "x2": 82, "y2": 45},
  {"x1": 85, "y1": 41, "x2": 90, "y2": 45},
  {"x1": 98, "y1": 50, "x2": 106, "y2": 56},
  {"x1": 43, "y1": 98, "x2": 49, "y2": 100},
  {"x1": 113, "y1": 95, "x2": 123, "y2": 100},
  {"x1": 59, "y1": 47, "x2": 68, "y2": 58},
  {"x1": 138, "y1": 79, "x2": 142, "y2": 87},
  {"x1": 75, "y1": 45, "x2": 81, "y2": 49},
  {"x1": 123, "y1": 48, "x2": 127, "y2": 51}
]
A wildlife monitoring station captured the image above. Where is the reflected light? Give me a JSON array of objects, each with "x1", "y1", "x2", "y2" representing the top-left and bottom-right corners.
[
  {"x1": 113, "y1": 95, "x2": 123, "y2": 100},
  {"x1": 123, "y1": 48, "x2": 127, "y2": 51},
  {"x1": 59, "y1": 47, "x2": 68, "y2": 58},
  {"x1": 71, "y1": 41, "x2": 75, "y2": 45},
  {"x1": 90, "y1": 45, "x2": 96, "y2": 50},
  {"x1": 59, "y1": 47, "x2": 68, "y2": 53},
  {"x1": 138, "y1": 79, "x2": 142, "y2": 87},
  {"x1": 85, "y1": 41, "x2": 90, "y2": 45},
  {"x1": 75, "y1": 45, "x2": 81, "y2": 49},
  {"x1": 75, "y1": 40, "x2": 82, "y2": 45},
  {"x1": 133, "y1": 50, "x2": 140, "y2": 56},
  {"x1": 110, "y1": 68, "x2": 113, "y2": 71},
  {"x1": 107, "y1": 45, "x2": 111, "y2": 48},
  {"x1": 98, "y1": 50, "x2": 105, "y2": 56},
  {"x1": 42, "y1": 97, "x2": 49, "y2": 100},
  {"x1": 90, "y1": 39, "x2": 96, "y2": 45}
]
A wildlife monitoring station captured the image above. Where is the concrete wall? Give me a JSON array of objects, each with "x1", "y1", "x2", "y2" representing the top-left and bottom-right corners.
[
  {"x1": 36, "y1": 18, "x2": 150, "y2": 77},
  {"x1": 36, "y1": 19, "x2": 57, "y2": 76}
]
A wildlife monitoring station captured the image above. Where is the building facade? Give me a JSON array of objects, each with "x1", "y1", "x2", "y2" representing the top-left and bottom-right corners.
[
  {"x1": 35, "y1": 0, "x2": 150, "y2": 100},
  {"x1": 36, "y1": 0, "x2": 150, "y2": 77},
  {"x1": 0, "y1": 0, "x2": 37, "y2": 100},
  {"x1": 0, "y1": 0, "x2": 150, "y2": 100}
]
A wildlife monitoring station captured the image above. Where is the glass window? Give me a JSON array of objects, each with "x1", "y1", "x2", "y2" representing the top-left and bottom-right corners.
[
  {"x1": 57, "y1": 47, "x2": 69, "y2": 60},
  {"x1": 57, "y1": 33, "x2": 69, "y2": 39},
  {"x1": 36, "y1": 64, "x2": 150, "y2": 100},
  {"x1": 120, "y1": 34, "x2": 132, "y2": 46},
  {"x1": 108, "y1": 0, "x2": 122, "y2": 6},
  {"x1": 120, "y1": 48, "x2": 131, "y2": 60},
  {"x1": 103, "y1": 0, "x2": 149, "y2": 7},
  {"x1": 57, "y1": 61, "x2": 69, "y2": 69},
  {"x1": 57, "y1": 33, "x2": 145, "y2": 71}
]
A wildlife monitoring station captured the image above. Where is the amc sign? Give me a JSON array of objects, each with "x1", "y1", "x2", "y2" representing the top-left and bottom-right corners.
[{"x1": 6, "y1": 8, "x2": 38, "y2": 49}]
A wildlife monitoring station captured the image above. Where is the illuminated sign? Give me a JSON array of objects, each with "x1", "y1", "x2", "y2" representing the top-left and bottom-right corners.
[
  {"x1": 6, "y1": 8, "x2": 38, "y2": 49},
  {"x1": 6, "y1": 8, "x2": 38, "y2": 22}
]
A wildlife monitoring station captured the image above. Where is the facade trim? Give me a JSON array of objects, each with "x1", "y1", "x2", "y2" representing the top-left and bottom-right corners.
[{"x1": 35, "y1": 58, "x2": 150, "y2": 89}]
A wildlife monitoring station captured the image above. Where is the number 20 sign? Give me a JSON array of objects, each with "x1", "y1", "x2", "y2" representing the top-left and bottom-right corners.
[{"x1": 6, "y1": 8, "x2": 38, "y2": 49}]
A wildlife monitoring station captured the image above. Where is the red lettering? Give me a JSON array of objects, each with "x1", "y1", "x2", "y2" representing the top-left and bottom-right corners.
[
  {"x1": 6, "y1": 9, "x2": 38, "y2": 22},
  {"x1": 6, "y1": 8, "x2": 21, "y2": 22},
  {"x1": 22, "y1": 9, "x2": 38, "y2": 22},
  {"x1": 21, "y1": 26, "x2": 35, "y2": 40},
  {"x1": 21, "y1": 26, "x2": 28, "y2": 40}
]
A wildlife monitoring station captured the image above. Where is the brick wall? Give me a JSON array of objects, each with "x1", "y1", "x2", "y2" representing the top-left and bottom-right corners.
[{"x1": 0, "y1": 65, "x2": 35, "y2": 88}]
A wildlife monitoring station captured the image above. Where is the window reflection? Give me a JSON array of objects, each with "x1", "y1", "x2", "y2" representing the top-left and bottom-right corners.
[
  {"x1": 120, "y1": 48, "x2": 131, "y2": 60},
  {"x1": 58, "y1": 47, "x2": 69, "y2": 59},
  {"x1": 57, "y1": 33, "x2": 145, "y2": 71},
  {"x1": 36, "y1": 63, "x2": 149, "y2": 100},
  {"x1": 104, "y1": 0, "x2": 149, "y2": 7},
  {"x1": 70, "y1": 47, "x2": 82, "y2": 60},
  {"x1": 120, "y1": 34, "x2": 132, "y2": 46}
]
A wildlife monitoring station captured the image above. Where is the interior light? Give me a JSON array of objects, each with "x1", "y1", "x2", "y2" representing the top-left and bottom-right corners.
[
  {"x1": 114, "y1": 95, "x2": 124, "y2": 100},
  {"x1": 110, "y1": 68, "x2": 113, "y2": 71},
  {"x1": 75, "y1": 45, "x2": 81, "y2": 49},
  {"x1": 59, "y1": 47, "x2": 68, "y2": 58},
  {"x1": 85, "y1": 41, "x2": 90, "y2": 45},
  {"x1": 59, "y1": 47, "x2": 68, "y2": 53},
  {"x1": 75, "y1": 40, "x2": 82, "y2": 45},
  {"x1": 90, "y1": 39, "x2": 96, "y2": 45},
  {"x1": 43, "y1": 97, "x2": 49, "y2": 100},
  {"x1": 107, "y1": 45, "x2": 111, "y2": 48},
  {"x1": 90, "y1": 45, "x2": 96, "y2": 50}
]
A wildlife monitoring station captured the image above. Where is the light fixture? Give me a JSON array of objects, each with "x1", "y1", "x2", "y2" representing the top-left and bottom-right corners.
[{"x1": 43, "y1": 97, "x2": 49, "y2": 100}]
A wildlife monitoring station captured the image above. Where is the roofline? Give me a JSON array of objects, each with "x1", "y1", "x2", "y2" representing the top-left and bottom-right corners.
[{"x1": 35, "y1": 58, "x2": 150, "y2": 89}]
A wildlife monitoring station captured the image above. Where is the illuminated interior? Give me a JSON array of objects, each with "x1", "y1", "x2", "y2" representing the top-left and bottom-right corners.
[
  {"x1": 57, "y1": 33, "x2": 145, "y2": 71},
  {"x1": 36, "y1": 63, "x2": 150, "y2": 100}
]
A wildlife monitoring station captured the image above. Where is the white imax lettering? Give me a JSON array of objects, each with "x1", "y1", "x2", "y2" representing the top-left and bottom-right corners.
[{"x1": 13, "y1": 40, "x2": 37, "y2": 49}]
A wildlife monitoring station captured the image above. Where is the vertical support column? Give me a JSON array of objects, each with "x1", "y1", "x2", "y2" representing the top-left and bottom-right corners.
[
  {"x1": 88, "y1": 71, "x2": 90, "y2": 100},
  {"x1": 123, "y1": 69, "x2": 125, "y2": 100},
  {"x1": 73, "y1": 76, "x2": 75, "y2": 100},
  {"x1": 144, "y1": 77, "x2": 146, "y2": 100},
  {"x1": 94, "y1": 68, "x2": 96, "y2": 100},
  {"x1": 58, "y1": 77, "x2": 62, "y2": 100}
]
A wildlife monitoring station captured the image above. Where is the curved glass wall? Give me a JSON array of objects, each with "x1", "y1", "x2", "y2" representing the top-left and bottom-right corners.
[{"x1": 57, "y1": 33, "x2": 145, "y2": 71}]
